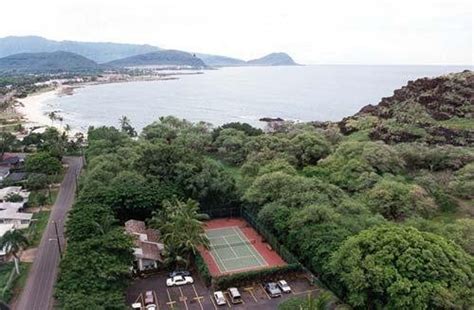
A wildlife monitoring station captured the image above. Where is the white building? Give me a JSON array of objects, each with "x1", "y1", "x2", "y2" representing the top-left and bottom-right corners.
[
  {"x1": 0, "y1": 223, "x2": 15, "y2": 262},
  {"x1": 0, "y1": 203, "x2": 33, "y2": 229},
  {"x1": 0, "y1": 187, "x2": 30, "y2": 203}
]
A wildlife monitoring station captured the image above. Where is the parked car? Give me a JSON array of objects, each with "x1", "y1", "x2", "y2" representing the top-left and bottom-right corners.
[
  {"x1": 277, "y1": 280, "x2": 292, "y2": 293},
  {"x1": 227, "y1": 287, "x2": 243, "y2": 304},
  {"x1": 264, "y1": 282, "x2": 282, "y2": 298},
  {"x1": 166, "y1": 275, "x2": 194, "y2": 287},
  {"x1": 168, "y1": 270, "x2": 191, "y2": 278},
  {"x1": 213, "y1": 291, "x2": 227, "y2": 306},
  {"x1": 144, "y1": 291, "x2": 157, "y2": 310}
]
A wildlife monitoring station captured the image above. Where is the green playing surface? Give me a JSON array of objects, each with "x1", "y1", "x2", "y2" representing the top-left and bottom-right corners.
[{"x1": 205, "y1": 226, "x2": 267, "y2": 273}]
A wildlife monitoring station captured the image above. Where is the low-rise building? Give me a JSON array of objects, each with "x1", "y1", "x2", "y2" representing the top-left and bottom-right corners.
[
  {"x1": 0, "y1": 203, "x2": 33, "y2": 229},
  {"x1": 0, "y1": 187, "x2": 30, "y2": 203},
  {"x1": 125, "y1": 219, "x2": 164, "y2": 271},
  {"x1": 0, "y1": 223, "x2": 15, "y2": 262}
]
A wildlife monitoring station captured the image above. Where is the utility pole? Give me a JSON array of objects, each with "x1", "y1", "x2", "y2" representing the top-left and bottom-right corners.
[{"x1": 52, "y1": 221, "x2": 63, "y2": 259}]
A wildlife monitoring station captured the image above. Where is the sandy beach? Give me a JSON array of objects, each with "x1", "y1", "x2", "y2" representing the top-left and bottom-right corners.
[{"x1": 16, "y1": 89, "x2": 60, "y2": 129}]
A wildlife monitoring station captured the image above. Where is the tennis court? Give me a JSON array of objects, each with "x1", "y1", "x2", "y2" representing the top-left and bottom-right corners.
[{"x1": 205, "y1": 226, "x2": 268, "y2": 273}]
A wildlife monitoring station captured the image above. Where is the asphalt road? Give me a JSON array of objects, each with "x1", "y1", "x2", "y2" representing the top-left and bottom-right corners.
[{"x1": 14, "y1": 157, "x2": 83, "y2": 310}]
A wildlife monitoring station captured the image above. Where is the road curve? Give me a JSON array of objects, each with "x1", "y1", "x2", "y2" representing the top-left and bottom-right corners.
[{"x1": 14, "y1": 157, "x2": 83, "y2": 310}]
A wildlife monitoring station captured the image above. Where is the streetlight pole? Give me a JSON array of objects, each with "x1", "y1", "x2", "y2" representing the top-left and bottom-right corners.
[{"x1": 52, "y1": 220, "x2": 63, "y2": 258}]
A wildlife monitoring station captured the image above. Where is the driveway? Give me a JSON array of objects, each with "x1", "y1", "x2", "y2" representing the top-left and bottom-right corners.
[{"x1": 13, "y1": 157, "x2": 83, "y2": 310}]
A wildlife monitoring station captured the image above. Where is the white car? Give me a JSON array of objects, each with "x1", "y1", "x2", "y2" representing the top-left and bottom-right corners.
[
  {"x1": 166, "y1": 275, "x2": 194, "y2": 287},
  {"x1": 144, "y1": 290, "x2": 157, "y2": 310},
  {"x1": 277, "y1": 280, "x2": 292, "y2": 293},
  {"x1": 213, "y1": 291, "x2": 226, "y2": 306}
]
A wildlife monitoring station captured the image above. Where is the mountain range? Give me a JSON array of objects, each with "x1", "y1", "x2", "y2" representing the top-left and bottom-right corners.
[{"x1": 0, "y1": 36, "x2": 298, "y2": 73}]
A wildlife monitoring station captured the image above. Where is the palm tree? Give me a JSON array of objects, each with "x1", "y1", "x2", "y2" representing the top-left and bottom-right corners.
[
  {"x1": 57, "y1": 116, "x2": 64, "y2": 129},
  {"x1": 47, "y1": 111, "x2": 57, "y2": 126},
  {"x1": 119, "y1": 115, "x2": 130, "y2": 129},
  {"x1": 0, "y1": 230, "x2": 29, "y2": 274},
  {"x1": 64, "y1": 124, "x2": 71, "y2": 135},
  {"x1": 151, "y1": 199, "x2": 209, "y2": 269},
  {"x1": 301, "y1": 291, "x2": 333, "y2": 310}
]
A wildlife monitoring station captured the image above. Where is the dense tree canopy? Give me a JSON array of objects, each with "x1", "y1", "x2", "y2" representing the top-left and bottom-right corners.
[
  {"x1": 25, "y1": 152, "x2": 62, "y2": 175},
  {"x1": 330, "y1": 225, "x2": 474, "y2": 309},
  {"x1": 56, "y1": 115, "x2": 474, "y2": 309}
]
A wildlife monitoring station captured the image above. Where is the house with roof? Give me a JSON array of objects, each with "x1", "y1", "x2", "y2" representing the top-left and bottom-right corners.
[
  {"x1": 0, "y1": 153, "x2": 26, "y2": 170},
  {"x1": 125, "y1": 219, "x2": 164, "y2": 271},
  {"x1": 0, "y1": 187, "x2": 30, "y2": 203},
  {"x1": 0, "y1": 167, "x2": 10, "y2": 182},
  {"x1": 0, "y1": 203, "x2": 33, "y2": 229},
  {"x1": 0, "y1": 223, "x2": 15, "y2": 262}
]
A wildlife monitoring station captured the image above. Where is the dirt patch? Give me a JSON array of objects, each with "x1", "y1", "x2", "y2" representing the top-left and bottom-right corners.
[{"x1": 20, "y1": 248, "x2": 37, "y2": 263}]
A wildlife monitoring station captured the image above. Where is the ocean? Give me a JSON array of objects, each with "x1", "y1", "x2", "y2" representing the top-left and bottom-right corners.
[{"x1": 41, "y1": 65, "x2": 471, "y2": 131}]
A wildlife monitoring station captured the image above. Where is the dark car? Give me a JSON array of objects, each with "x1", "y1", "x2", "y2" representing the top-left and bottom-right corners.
[
  {"x1": 168, "y1": 270, "x2": 191, "y2": 278},
  {"x1": 264, "y1": 282, "x2": 282, "y2": 298}
]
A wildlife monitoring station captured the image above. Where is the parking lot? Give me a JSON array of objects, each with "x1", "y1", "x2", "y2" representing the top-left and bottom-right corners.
[{"x1": 127, "y1": 272, "x2": 320, "y2": 309}]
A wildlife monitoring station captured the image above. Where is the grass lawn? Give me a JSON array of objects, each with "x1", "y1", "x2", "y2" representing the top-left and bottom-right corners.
[
  {"x1": 28, "y1": 211, "x2": 51, "y2": 247},
  {"x1": 0, "y1": 262, "x2": 30, "y2": 303}
]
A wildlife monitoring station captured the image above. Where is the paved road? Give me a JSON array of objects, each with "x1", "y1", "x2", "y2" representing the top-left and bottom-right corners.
[{"x1": 14, "y1": 157, "x2": 83, "y2": 310}]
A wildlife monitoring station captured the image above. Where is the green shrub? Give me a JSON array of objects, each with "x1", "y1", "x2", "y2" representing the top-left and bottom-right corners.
[
  {"x1": 213, "y1": 264, "x2": 301, "y2": 289},
  {"x1": 195, "y1": 253, "x2": 211, "y2": 286}
]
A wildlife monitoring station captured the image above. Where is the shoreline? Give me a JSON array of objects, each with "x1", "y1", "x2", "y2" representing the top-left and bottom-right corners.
[
  {"x1": 16, "y1": 89, "x2": 60, "y2": 131},
  {"x1": 12, "y1": 71, "x2": 202, "y2": 135}
]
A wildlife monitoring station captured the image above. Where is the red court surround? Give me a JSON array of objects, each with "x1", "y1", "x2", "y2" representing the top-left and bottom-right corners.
[{"x1": 199, "y1": 218, "x2": 287, "y2": 277}]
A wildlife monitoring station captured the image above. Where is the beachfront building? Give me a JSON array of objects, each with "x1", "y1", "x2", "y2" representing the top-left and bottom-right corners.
[{"x1": 124, "y1": 219, "x2": 164, "y2": 271}]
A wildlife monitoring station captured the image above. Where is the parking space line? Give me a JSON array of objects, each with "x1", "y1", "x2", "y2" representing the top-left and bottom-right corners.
[
  {"x1": 294, "y1": 288, "x2": 319, "y2": 296},
  {"x1": 260, "y1": 284, "x2": 271, "y2": 300},
  {"x1": 166, "y1": 288, "x2": 176, "y2": 309},
  {"x1": 179, "y1": 287, "x2": 189, "y2": 310},
  {"x1": 244, "y1": 287, "x2": 258, "y2": 303},
  {"x1": 134, "y1": 293, "x2": 143, "y2": 304},
  {"x1": 192, "y1": 284, "x2": 204, "y2": 310},
  {"x1": 153, "y1": 290, "x2": 160, "y2": 310},
  {"x1": 223, "y1": 292, "x2": 231, "y2": 308},
  {"x1": 209, "y1": 295, "x2": 218, "y2": 310}
]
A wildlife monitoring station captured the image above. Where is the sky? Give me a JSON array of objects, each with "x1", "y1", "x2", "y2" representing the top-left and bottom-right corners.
[{"x1": 0, "y1": 0, "x2": 472, "y2": 65}]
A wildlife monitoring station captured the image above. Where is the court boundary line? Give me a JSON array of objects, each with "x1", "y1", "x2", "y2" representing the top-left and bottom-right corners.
[
  {"x1": 208, "y1": 241, "x2": 229, "y2": 273},
  {"x1": 231, "y1": 226, "x2": 268, "y2": 267},
  {"x1": 205, "y1": 225, "x2": 269, "y2": 274},
  {"x1": 222, "y1": 235, "x2": 239, "y2": 259}
]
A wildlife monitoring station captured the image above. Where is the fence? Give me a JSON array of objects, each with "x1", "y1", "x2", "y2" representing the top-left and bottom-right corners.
[{"x1": 241, "y1": 207, "x2": 300, "y2": 265}]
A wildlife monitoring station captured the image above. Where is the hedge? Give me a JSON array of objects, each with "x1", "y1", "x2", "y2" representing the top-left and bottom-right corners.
[
  {"x1": 213, "y1": 263, "x2": 301, "y2": 289},
  {"x1": 195, "y1": 253, "x2": 212, "y2": 286}
]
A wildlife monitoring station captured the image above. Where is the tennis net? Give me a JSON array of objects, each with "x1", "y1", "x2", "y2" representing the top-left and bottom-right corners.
[{"x1": 208, "y1": 239, "x2": 255, "y2": 251}]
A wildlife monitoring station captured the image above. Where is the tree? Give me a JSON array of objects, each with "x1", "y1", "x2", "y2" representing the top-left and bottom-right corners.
[
  {"x1": 0, "y1": 229, "x2": 28, "y2": 274},
  {"x1": 0, "y1": 132, "x2": 16, "y2": 160},
  {"x1": 214, "y1": 128, "x2": 248, "y2": 164},
  {"x1": 149, "y1": 199, "x2": 209, "y2": 268},
  {"x1": 364, "y1": 178, "x2": 438, "y2": 220},
  {"x1": 47, "y1": 111, "x2": 57, "y2": 126},
  {"x1": 25, "y1": 152, "x2": 62, "y2": 175},
  {"x1": 5, "y1": 193, "x2": 23, "y2": 203},
  {"x1": 278, "y1": 291, "x2": 334, "y2": 310},
  {"x1": 212, "y1": 122, "x2": 263, "y2": 140},
  {"x1": 289, "y1": 132, "x2": 331, "y2": 167},
  {"x1": 449, "y1": 162, "x2": 474, "y2": 199},
  {"x1": 119, "y1": 115, "x2": 137, "y2": 137},
  {"x1": 330, "y1": 225, "x2": 474, "y2": 309},
  {"x1": 26, "y1": 173, "x2": 49, "y2": 190}
]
